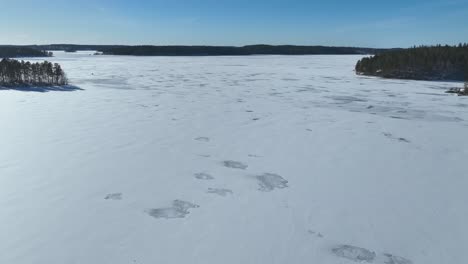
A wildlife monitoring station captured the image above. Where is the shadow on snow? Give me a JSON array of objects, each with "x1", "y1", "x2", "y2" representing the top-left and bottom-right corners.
[{"x1": 0, "y1": 85, "x2": 83, "y2": 93}]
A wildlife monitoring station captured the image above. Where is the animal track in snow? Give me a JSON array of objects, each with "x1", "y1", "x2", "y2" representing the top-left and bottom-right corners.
[
  {"x1": 194, "y1": 172, "x2": 215, "y2": 180},
  {"x1": 331, "y1": 245, "x2": 376, "y2": 263},
  {"x1": 222, "y1": 160, "x2": 248, "y2": 170},
  {"x1": 383, "y1": 132, "x2": 410, "y2": 143},
  {"x1": 331, "y1": 245, "x2": 413, "y2": 264},
  {"x1": 307, "y1": 230, "x2": 324, "y2": 238},
  {"x1": 207, "y1": 188, "x2": 233, "y2": 197},
  {"x1": 146, "y1": 200, "x2": 199, "y2": 219},
  {"x1": 195, "y1": 137, "x2": 210, "y2": 142},
  {"x1": 104, "y1": 193, "x2": 122, "y2": 200},
  {"x1": 255, "y1": 173, "x2": 288, "y2": 192},
  {"x1": 383, "y1": 253, "x2": 413, "y2": 264}
]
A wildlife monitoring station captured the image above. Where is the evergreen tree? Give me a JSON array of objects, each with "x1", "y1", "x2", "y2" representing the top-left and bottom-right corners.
[
  {"x1": 0, "y1": 59, "x2": 67, "y2": 86},
  {"x1": 356, "y1": 44, "x2": 468, "y2": 81},
  {"x1": 0, "y1": 46, "x2": 52, "y2": 58}
]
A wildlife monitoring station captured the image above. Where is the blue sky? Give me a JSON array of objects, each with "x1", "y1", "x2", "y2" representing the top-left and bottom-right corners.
[{"x1": 0, "y1": 0, "x2": 467, "y2": 47}]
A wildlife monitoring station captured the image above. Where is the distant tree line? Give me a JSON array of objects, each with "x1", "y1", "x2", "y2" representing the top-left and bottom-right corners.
[
  {"x1": 96, "y1": 45, "x2": 389, "y2": 56},
  {"x1": 0, "y1": 59, "x2": 67, "y2": 86},
  {"x1": 64, "y1": 47, "x2": 77, "y2": 53},
  {"x1": 17, "y1": 44, "x2": 392, "y2": 56},
  {"x1": 27, "y1": 44, "x2": 126, "y2": 51},
  {"x1": 356, "y1": 44, "x2": 468, "y2": 81},
  {"x1": 0, "y1": 46, "x2": 52, "y2": 58}
]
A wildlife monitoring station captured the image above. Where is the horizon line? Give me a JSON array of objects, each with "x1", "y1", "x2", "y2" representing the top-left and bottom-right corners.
[{"x1": 2, "y1": 43, "x2": 401, "y2": 49}]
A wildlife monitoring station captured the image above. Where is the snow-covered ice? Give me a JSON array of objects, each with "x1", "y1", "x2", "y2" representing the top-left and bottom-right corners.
[{"x1": 0, "y1": 51, "x2": 467, "y2": 264}]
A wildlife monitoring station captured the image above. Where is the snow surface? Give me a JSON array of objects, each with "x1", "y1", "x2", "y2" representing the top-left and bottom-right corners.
[{"x1": 1, "y1": 51, "x2": 467, "y2": 264}]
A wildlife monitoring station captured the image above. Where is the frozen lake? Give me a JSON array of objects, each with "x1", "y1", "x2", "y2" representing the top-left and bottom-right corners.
[{"x1": 1, "y1": 51, "x2": 467, "y2": 264}]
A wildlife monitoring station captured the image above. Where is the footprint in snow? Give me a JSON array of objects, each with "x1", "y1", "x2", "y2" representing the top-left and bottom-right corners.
[
  {"x1": 194, "y1": 172, "x2": 215, "y2": 180},
  {"x1": 146, "y1": 200, "x2": 199, "y2": 219},
  {"x1": 307, "y1": 230, "x2": 324, "y2": 238},
  {"x1": 397, "y1": 137, "x2": 410, "y2": 143},
  {"x1": 383, "y1": 253, "x2": 413, "y2": 264},
  {"x1": 207, "y1": 188, "x2": 233, "y2": 197},
  {"x1": 104, "y1": 193, "x2": 123, "y2": 200},
  {"x1": 255, "y1": 173, "x2": 289, "y2": 192},
  {"x1": 390, "y1": 116, "x2": 406, "y2": 119},
  {"x1": 222, "y1": 160, "x2": 248, "y2": 170},
  {"x1": 383, "y1": 132, "x2": 410, "y2": 143},
  {"x1": 331, "y1": 245, "x2": 376, "y2": 263},
  {"x1": 195, "y1": 137, "x2": 210, "y2": 142},
  {"x1": 331, "y1": 245, "x2": 413, "y2": 264}
]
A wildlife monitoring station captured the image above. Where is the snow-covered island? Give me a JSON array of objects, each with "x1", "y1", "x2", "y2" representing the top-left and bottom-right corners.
[
  {"x1": 356, "y1": 45, "x2": 468, "y2": 81},
  {"x1": 0, "y1": 59, "x2": 68, "y2": 87}
]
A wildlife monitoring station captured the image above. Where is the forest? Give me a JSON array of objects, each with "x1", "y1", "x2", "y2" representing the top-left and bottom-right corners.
[
  {"x1": 0, "y1": 46, "x2": 52, "y2": 58},
  {"x1": 355, "y1": 44, "x2": 468, "y2": 81},
  {"x1": 0, "y1": 59, "x2": 68, "y2": 86},
  {"x1": 11, "y1": 44, "x2": 389, "y2": 56},
  {"x1": 27, "y1": 44, "x2": 126, "y2": 51},
  {"x1": 96, "y1": 45, "x2": 389, "y2": 56}
]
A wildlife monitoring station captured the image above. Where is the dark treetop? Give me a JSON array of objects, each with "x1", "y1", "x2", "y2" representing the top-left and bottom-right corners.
[
  {"x1": 0, "y1": 46, "x2": 52, "y2": 58},
  {"x1": 355, "y1": 44, "x2": 468, "y2": 81},
  {"x1": 0, "y1": 59, "x2": 67, "y2": 87}
]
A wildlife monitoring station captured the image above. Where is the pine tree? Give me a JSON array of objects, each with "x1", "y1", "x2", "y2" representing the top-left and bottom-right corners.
[
  {"x1": 0, "y1": 59, "x2": 67, "y2": 86},
  {"x1": 356, "y1": 45, "x2": 468, "y2": 81}
]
